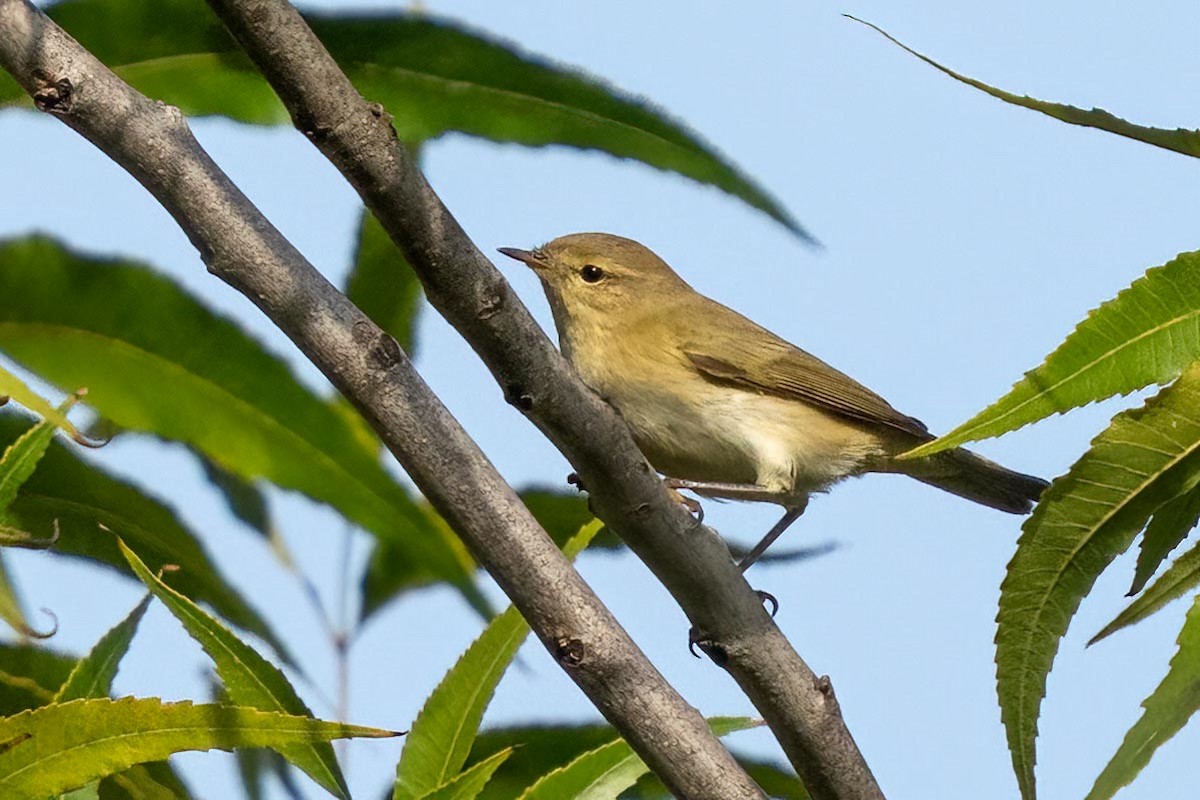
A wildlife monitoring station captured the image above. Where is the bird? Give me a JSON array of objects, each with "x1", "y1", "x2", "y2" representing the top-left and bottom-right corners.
[{"x1": 499, "y1": 233, "x2": 1047, "y2": 571}]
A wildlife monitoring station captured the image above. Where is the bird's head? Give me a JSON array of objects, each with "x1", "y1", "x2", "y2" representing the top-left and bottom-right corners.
[{"x1": 499, "y1": 233, "x2": 688, "y2": 324}]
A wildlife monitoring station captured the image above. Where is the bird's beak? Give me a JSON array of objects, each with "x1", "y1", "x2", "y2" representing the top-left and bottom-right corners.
[{"x1": 497, "y1": 247, "x2": 545, "y2": 270}]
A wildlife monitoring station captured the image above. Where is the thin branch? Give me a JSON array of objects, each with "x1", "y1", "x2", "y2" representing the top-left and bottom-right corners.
[
  {"x1": 198, "y1": 1, "x2": 881, "y2": 798},
  {"x1": 0, "y1": 3, "x2": 765, "y2": 798}
]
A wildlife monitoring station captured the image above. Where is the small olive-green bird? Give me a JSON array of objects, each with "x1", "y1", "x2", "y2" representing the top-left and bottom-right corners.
[{"x1": 500, "y1": 233, "x2": 1047, "y2": 570}]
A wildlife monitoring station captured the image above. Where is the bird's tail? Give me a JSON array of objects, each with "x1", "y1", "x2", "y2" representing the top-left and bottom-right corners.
[{"x1": 899, "y1": 447, "x2": 1048, "y2": 514}]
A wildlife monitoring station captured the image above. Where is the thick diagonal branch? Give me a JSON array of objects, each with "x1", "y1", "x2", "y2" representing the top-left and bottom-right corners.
[
  {"x1": 199, "y1": 1, "x2": 882, "y2": 798},
  {"x1": 0, "y1": 2, "x2": 767, "y2": 798}
]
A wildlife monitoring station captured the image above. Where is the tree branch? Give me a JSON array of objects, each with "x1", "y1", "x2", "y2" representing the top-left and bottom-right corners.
[
  {"x1": 197, "y1": 2, "x2": 882, "y2": 798},
  {"x1": 0, "y1": 2, "x2": 767, "y2": 798}
]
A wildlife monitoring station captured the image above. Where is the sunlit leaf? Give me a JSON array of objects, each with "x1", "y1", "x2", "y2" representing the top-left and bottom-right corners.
[
  {"x1": 1091, "y1": 539, "x2": 1200, "y2": 646},
  {"x1": 1128, "y1": 483, "x2": 1200, "y2": 596},
  {"x1": 1087, "y1": 595, "x2": 1200, "y2": 799},
  {"x1": 54, "y1": 596, "x2": 150, "y2": 703},
  {"x1": 516, "y1": 717, "x2": 759, "y2": 800},
  {"x1": 905, "y1": 250, "x2": 1200, "y2": 457},
  {"x1": 119, "y1": 540, "x2": 350, "y2": 799},
  {"x1": 0, "y1": 0, "x2": 807, "y2": 239},
  {"x1": 0, "y1": 364, "x2": 83, "y2": 443},
  {"x1": 0, "y1": 697, "x2": 397, "y2": 799},
  {"x1": 394, "y1": 522, "x2": 602, "y2": 800},
  {"x1": 850, "y1": 16, "x2": 1200, "y2": 160},
  {"x1": 0, "y1": 411, "x2": 285, "y2": 659},
  {"x1": 0, "y1": 237, "x2": 477, "y2": 609},
  {"x1": 995, "y1": 364, "x2": 1200, "y2": 800},
  {"x1": 419, "y1": 748, "x2": 512, "y2": 800}
]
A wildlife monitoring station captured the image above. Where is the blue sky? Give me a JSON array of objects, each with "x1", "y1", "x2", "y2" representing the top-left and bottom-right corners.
[{"x1": 3, "y1": 1, "x2": 1200, "y2": 798}]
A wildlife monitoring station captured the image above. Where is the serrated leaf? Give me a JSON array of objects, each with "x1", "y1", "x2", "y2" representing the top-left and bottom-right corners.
[
  {"x1": 516, "y1": 717, "x2": 759, "y2": 800},
  {"x1": 906, "y1": 251, "x2": 1200, "y2": 457},
  {"x1": 0, "y1": 0, "x2": 806, "y2": 239},
  {"x1": 995, "y1": 364, "x2": 1200, "y2": 800},
  {"x1": 118, "y1": 540, "x2": 350, "y2": 799},
  {"x1": 0, "y1": 697, "x2": 396, "y2": 799},
  {"x1": 0, "y1": 411, "x2": 286, "y2": 660},
  {"x1": 54, "y1": 596, "x2": 151, "y2": 703},
  {"x1": 394, "y1": 521, "x2": 602, "y2": 800},
  {"x1": 0, "y1": 364, "x2": 82, "y2": 443},
  {"x1": 1087, "y1": 595, "x2": 1200, "y2": 799},
  {"x1": 419, "y1": 748, "x2": 512, "y2": 800},
  {"x1": 0, "y1": 236, "x2": 478, "y2": 610},
  {"x1": 1128, "y1": 483, "x2": 1200, "y2": 596},
  {"x1": 0, "y1": 401, "x2": 74, "y2": 517},
  {"x1": 1091, "y1": 539, "x2": 1200, "y2": 646},
  {"x1": 850, "y1": 17, "x2": 1200, "y2": 160},
  {"x1": 347, "y1": 208, "x2": 424, "y2": 359}
]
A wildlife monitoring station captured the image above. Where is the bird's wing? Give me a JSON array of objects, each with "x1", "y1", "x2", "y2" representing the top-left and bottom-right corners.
[{"x1": 679, "y1": 311, "x2": 932, "y2": 440}]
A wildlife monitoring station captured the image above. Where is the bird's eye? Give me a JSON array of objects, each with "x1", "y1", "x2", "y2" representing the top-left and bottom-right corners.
[{"x1": 580, "y1": 264, "x2": 605, "y2": 283}]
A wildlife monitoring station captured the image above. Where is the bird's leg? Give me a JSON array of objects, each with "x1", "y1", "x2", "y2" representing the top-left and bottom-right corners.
[
  {"x1": 664, "y1": 478, "x2": 778, "y2": 504},
  {"x1": 738, "y1": 502, "x2": 808, "y2": 573}
]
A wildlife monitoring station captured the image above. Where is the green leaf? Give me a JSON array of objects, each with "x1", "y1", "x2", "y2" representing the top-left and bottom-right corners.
[
  {"x1": 197, "y1": 454, "x2": 272, "y2": 540},
  {"x1": 849, "y1": 17, "x2": 1200, "y2": 160},
  {"x1": 0, "y1": 0, "x2": 806, "y2": 240},
  {"x1": 419, "y1": 748, "x2": 512, "y2": 800},
  {"x1": 59, "y1": 783, "x2": 100, "y2": 800},
  {"x1": 54, "y1": 596, "x2": 151, "y2": 703},
  {"x1": 99, "y1": 762, "x2": 193, "y2": 800},
  {"x1": 119, "y1": 540, "x2": 350, "y2": 799},
  {"x1": 0, "y1": 697, "x2": 397, "y2": 799},
  {"x1": 516, "y1": 717, "x2": 759, "y2": 800},
  {"x1": 995, "y1": 363, "x2": 1200, "y2": 800},
  {"x1": 0, "y1": 400, "x2": 74, "y2": 517},
  {"x1": 906, "y1": 250, "x2": 1200, "y2": 457},
  {"x1": 0, "y1": 410, "x2": 286, "y2": 660},
  {"x1": 0, "y1": 553, "x2": 35, "y2": 639},
  {"x1": 346, "y1": 208, "x2": 424, "y2": 359},
  {"x1": 365, "y1": 492, "x2": 611, "y2": 619},
  {"x1": 0, "y1": 236, "x2": 477, "y2": 608},
  {"x1": 0, "y1": 643, "x2": 75, "y2": 716},
  {"x1": 0, "y1": 364, "x2": 84, "y2": 443},
  {"x1": 1087, "y1": 595, "x2": 1200, "y2": 799},
  {"x1": 1091, "y1": 539, "x2": 1200, "y2": 646},
  {"x1": 1128, "y1": 483, "x2": 1200, "y2": 596},
  {"x1": 394, "y1": 521, "x2": 602, "y2": 800},
  {"x1": 466, "y1": 725, "x2": 808, "y2": 800}
]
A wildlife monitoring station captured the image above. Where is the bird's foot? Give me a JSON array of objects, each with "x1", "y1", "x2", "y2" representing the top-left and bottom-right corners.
[
  {"x1": 666, "y1": 485, "x2": 704, "y2": 522},
  {"x1": 755, "y1": 589, "x2": 779, "y2": 617}
]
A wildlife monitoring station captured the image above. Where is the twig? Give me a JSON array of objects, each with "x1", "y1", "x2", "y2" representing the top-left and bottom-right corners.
[
  {"x1": 198, "y1": 1, "x2": 882, "y2": 797},
  {"x1": 0, "y1": 2, "x2": 766, "y2": 797}
]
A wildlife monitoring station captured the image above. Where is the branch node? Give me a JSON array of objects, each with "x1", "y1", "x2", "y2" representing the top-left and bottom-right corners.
[
  {"x1": 476, "y1": 287, "x2": 505, "y2": 320},
  {"x1": 503, "y1": 383, "x2": 534, "y2": 411},
  {"x1": 33, "y1": 76, "x2": 72, "y2": 113},
  {"x1": 555, "y1": 636, "x2": 586, "y2": 667},
  {"x1": 370, "y1": 332, "x2": 403, "y2": 369}
]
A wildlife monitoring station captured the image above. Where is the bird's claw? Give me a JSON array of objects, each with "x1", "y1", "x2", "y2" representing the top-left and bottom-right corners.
[
  {"x1": 755, "y1": 589, "x2": 779, "y2": 617},
  {"x1": 667, "y1": 487, "x2": 704, "y2": 522}
]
